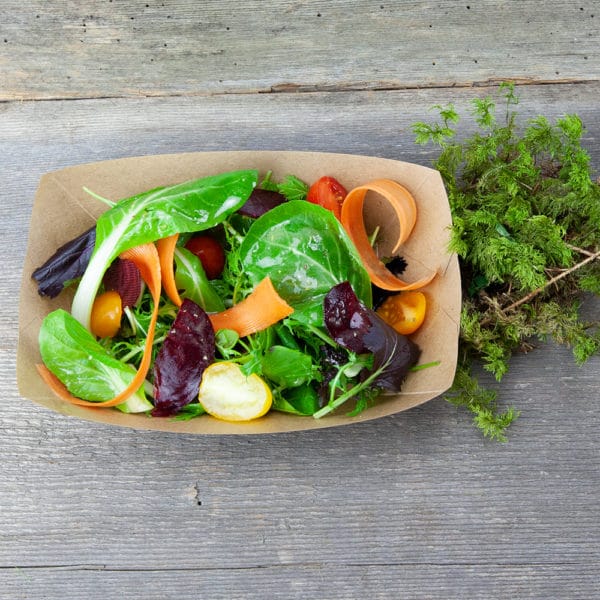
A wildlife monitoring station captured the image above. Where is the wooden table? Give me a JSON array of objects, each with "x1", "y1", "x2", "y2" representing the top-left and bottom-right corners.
[{"x1": 2, "y1": 2, "x2": 599, "y2": 598}]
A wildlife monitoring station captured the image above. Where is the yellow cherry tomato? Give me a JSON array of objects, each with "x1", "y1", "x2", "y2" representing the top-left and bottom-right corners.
[
  {"x1": 376, "y1": 291, "x2": 427, "y2": 335},
  {"x1": 198, "y1": 362, "x2": 272, "y2": 422},
  {"x1": 90, "y1": 290, "x2": 123, "y2": 338}
]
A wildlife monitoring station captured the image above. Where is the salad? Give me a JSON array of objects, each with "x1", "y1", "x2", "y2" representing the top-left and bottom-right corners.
[{"x1": 32, "y1": 168, "x2": 437, "y2": 422}]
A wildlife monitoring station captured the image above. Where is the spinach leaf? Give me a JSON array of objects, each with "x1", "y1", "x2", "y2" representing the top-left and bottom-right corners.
[
  {"x1": 238, "y1": 201, "x2": 372, "y2": 325},
  {"x1": 260, "y1": 345, "x2": 317, "y2": 388},
  {"x1": 72, "y1": 169, "x2": 258, "y2": 329},
  {"x1": 273, "y1": 385, "x2": 321, "y2": 416},
  {"x1": 39, "y1": 309, "x2": 152, "y2": 413}
]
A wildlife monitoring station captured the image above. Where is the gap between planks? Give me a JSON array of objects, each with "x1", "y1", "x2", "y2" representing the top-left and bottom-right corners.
[
  {"x1": 1, "y1": 560, "x2": 589, "y2": 572},
  {"x1": 0, "y1": 77, "x2": 597, "y2": 104}
]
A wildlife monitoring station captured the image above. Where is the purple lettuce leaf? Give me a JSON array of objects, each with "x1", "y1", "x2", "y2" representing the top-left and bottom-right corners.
[
  {"x1": 151, "y1": 299, "x2": 215, "y2": 417},
  {"x1": 238, "y1": 188, "x2": 287, "y2": 218},
  {"x1": 32, "y1": 226, "x2": 96, "y2": 298},
  {"x1": 323, "y1": 281, "x2": 421, "y2": 391},
  {"x1": 362, "y1": 312, "x2": 421, "y2": 391}
]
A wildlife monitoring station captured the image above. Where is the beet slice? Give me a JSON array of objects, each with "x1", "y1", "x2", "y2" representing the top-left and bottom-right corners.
[
  {"x1": 103, "y1": 258, "x2": 143, "y2": 308},
  {"x1": 151, "y1": 299, "x2": 215, "y2": 417}
]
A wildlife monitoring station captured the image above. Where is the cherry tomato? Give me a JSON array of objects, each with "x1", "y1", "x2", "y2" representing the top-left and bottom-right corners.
[
  {"x1": 306, "y1": 176, "x2": 348, "y2": 220},
  {"x1": 90, "y1": 290, "x2": 123, "y2": 338},
  {"x1": 375, "y1": 291, "x2": 427, "y2": 336},
  {"x1": 184, "y1": 235, "x2": 226, "y2": 279}
]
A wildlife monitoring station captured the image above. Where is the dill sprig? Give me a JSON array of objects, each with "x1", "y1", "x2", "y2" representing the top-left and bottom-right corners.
[{"x1": 413, "y1": 82, "x2": 600, "y2": 441}]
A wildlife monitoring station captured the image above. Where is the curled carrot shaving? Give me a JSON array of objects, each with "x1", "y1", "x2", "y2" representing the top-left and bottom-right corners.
[
  {"x1": 39, "y1": 242, "x2": 162, "y2": 408},
  {"x1": 156, "y1": 234, "x2": 183, "y2": 307},
  {"x1": 341, "y1": 179, "x2": 436, "y2": 291},
  {"x1": 209, "y1": 277, "x2": 294, "y2": 338}
]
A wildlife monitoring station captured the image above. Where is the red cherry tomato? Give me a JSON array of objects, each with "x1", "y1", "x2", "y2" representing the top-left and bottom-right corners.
[
  {"x1": 184, "y1": 235, "x2": 226, "y2": 279},
  {"x1": 306, "y1": 176, "x2": 348, "y2": 220}
]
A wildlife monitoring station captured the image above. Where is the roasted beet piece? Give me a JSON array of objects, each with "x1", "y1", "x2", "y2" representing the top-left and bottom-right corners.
[
  {"x1": 323, "y1": 281, "x2": 372, "y2": 353},
  {"x1": 238, "y1": 188, "x2": 287, "y2": 218},
  {"x1": 32, "y1": 226, "x2": 96, "y2": 298},
  {"x1": 151, "y1": 299, "x2": 215, "y2": 417},
  {"x1": 103, "y1": 258, "x2": 143, "y2": 308}
]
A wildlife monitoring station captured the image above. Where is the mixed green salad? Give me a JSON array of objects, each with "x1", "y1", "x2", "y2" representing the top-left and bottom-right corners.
[{"x1": 33, "y1": 169, "x2": 431, "y2": 422}]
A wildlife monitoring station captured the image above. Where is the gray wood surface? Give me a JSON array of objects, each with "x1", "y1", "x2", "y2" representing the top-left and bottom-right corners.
[{"x1": 2, "y1": 1, "x2": 599, "y2": 598}]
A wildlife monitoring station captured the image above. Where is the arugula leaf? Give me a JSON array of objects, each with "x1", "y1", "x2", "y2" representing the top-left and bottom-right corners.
[
  {"x1": 239, "y1": 201, "x2": 372, "y2": 325},
  {"x1": 273, "y1": 385, "x2": 321, "y2": 416},
  {"x1": 174, "y1": 247, "x2": 225, "y2": 312},
  {"x1": 260, "y1": 345, "x2": 318, "y2": 388}
]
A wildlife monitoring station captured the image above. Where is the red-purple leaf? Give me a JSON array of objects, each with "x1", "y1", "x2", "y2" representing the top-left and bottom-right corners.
[
  {"x1": 238, "y1": 188, "x2": 286, "y2": 218},
  {"x1": 363, "y1": 312, "x2": 421, "y2": 391},
  {"x1": 323, "y1": 281, "x2": 372, "y2": 353},
  {"x1": 323, "y1": 282, "x2": 421, "y2": 392},
  {"x1": 32, "y1": 226, "x2": 96, "y2": 298},
  {"x1": 151, "y1": 299, "x2": 215, "y2": 417}
]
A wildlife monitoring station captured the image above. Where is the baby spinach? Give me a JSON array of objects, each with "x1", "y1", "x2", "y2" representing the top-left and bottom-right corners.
[
  {"x1": 238, "y1": 201, "x2": 372, "y2": 325},
  {"x1": 71, "y1": 169, "x2": 258, "y2": 330},
  {"x1": 260, "y1": 345, "x2": 317, "y2": 388},
  {"x1": 39, "y1": 309, "x2": 152, "y2": 413}
]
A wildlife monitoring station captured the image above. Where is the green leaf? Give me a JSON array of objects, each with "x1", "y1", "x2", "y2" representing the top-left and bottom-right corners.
[
  {"x1": 239, "y1": 200, "x2": 372, "y2": 325},
  {"x1": 171, "y1": 402, "x2": 207, "y2": 421},
  {"x1": 273, "y1": 385, "x2": 321, "y2": 416},
  {"x1": 174, "y1": 247, "x2": 225, "y2": 312},
  {"x1": 261, "y1": 345, "x2": 317, "y2": 388},
  {"x1": 276, "y1": 175, "x2": 309, "y2": 201},
  {"x1": 72, "y1": 170, "x2": 258, "y2": 329},
  {"x1": 39, "y1": 309, "x2": 152, "y2": 413}
]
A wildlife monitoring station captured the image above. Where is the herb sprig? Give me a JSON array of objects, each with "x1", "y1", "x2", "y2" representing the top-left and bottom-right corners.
[{"x1": 413, "y1": 83, "x2": 600, "y2": 441}]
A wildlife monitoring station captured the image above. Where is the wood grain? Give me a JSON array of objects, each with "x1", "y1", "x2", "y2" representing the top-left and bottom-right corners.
[
  {"x1": 1, "y1": 0, "x2": 599, "y2": 100},
  {"x1": 1, "y1": 1, "x2": 600, "y2": 598}
]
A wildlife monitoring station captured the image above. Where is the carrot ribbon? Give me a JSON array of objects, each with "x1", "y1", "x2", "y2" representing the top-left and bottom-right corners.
[
  {"x1": 341, "y1": 179, "x2": 437, "y2": 291},
  {"x1": 156, "y1": 233, "x2": 183, "y2": 307},
  {"x1": 209, "y1": 277, "x2": 294, "y2": 338}
]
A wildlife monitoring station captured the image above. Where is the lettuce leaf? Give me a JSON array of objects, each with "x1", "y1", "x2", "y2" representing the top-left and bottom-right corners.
[{"x1": 39, "y1": 309, "x2": 152, "y2": 413}]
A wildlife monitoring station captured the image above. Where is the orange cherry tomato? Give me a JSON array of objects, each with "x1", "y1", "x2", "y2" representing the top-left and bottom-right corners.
[
  {"x1": 376, "y1": 291, "x2": 427, "y2": 336},
  {"x1": 306, "y1": 176, "x2": 348, "y2": 220},
  {"x1": 184, "y1": 235, "x2": 226, "y2": 279},
  {"x1": 90, "y1": 290, "x2": 123, "y2": 338}
]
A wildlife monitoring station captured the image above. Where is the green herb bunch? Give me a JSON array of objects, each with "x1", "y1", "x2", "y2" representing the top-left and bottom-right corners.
[{"x1": 412, "y1": 83, "x2": 600, "y2": 441}]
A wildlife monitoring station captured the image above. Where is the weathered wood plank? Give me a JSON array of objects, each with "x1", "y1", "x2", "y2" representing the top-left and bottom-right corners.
[
  {"x1": 1, "y1": 563, "x2": 599, "y2": 599},
  {"x1": 1, "y1": 0, "x2": 598, "y2": 100}
]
